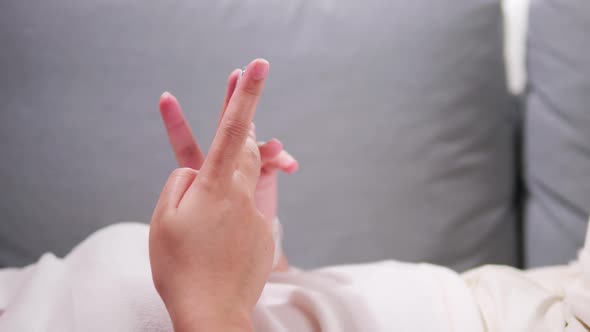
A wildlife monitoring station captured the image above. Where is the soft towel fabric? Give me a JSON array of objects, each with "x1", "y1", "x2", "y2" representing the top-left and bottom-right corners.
[{"x1": 0, "y1": 223, "x2": 588, "y2": 331}]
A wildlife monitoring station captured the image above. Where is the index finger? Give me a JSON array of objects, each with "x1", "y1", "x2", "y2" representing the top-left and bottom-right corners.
[{"x1": 200, "y1": 58, "x2": 270, "y2": 179}]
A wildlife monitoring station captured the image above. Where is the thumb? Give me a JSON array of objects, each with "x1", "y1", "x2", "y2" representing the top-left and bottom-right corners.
[{"x1": 152, "y1": 168, "x2": 198, "y2": 218}]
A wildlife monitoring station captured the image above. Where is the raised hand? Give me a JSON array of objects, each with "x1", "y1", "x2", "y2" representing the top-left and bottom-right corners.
[
  {"x1": 150, "y1": 59, "x2": 275, "y2": 332},
  {"x1": 158, "y1": 70, "x2": 298, "y2": 224}
]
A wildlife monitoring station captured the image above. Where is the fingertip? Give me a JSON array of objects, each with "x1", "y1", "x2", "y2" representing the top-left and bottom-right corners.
[
  {"x1": 259, "y1": 139, "x2": 283, "y2": 159},
  {"x1": 279, "y1": 153, "x2": 298, "y2": 173},
  {"x1": 229, "y1": 69, "x2": 241, "y2": 86},
  {"x1": 160, "y1": 91, "x2": 174, "y2": 102},
  {"x1": 246, "y1": 58, "x2": 270, "y2": 81},
  {"x1": 266, "y1": 138, "x2": 283, "y2": 152},
  {"x1": 159, "y1": 92, "x2": 186, "y2": 129},
  {"x1": 159, "y1": 91, "x2": 178, "y2": 111},
  {"x1": 285, "y1": 161, "x2": 299, "y2": 174},
  {"x1": 231, "y1": 68, "x2": 242, "y2": 78},
  {"x1": 252, "y1": 58, "x2": 270, "y2": 67}
]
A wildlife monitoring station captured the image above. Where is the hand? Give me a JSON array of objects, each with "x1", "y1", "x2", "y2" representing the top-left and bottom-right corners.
[
  {"x1": 150, "y1": 59, "x2": 273, "y2": 332},
  {"x1": 158, "y1": 66, "x2": 297, "y2": 272},
  {"x1": 158, "y1": 71, "x2": 299, "y2": 224}
]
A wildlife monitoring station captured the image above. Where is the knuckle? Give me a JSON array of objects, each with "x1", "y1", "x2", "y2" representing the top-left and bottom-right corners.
[
  {"x1": 166, "y1": 168, "x2": 198, "y2": 190},
  {"x1": 152, "y1": 210, "x2": 178, "y2": 239},
  {"x1": 195, "y1": 174, "x2": 217, "y2": 195},
  {"x1": 241, "y1": 84, "x2": 261, "y2": 98},
  {"x1": 165, "y1": 118, "x2": 186, "y2": 131},
  {"x1": 169, "y1": 167, "x2": 197, "y2": 181},
  {"x1": 176, "y1": 144, "x2": 198, "y2": 162},
  {"x1": 223, "y1": 119, "x2": 250, "y2": 140}
]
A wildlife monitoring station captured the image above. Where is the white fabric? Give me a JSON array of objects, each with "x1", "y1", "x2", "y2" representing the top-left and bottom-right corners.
[{"x1": 0, "y1": 222, "x2": 589, "y2": 331}]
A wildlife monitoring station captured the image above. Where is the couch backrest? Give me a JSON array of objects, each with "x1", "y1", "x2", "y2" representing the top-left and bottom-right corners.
[
  {"x1": 524, "y1": 0, "x2": 590, "y2": 267},
  {"x1": 0, "y1": 0, "x2": 517, "y2": 270}
]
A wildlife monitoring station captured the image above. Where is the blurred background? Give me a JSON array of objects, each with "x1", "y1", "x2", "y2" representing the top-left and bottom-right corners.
[{"x1": 1, "y1": 0, "x2": 589, "y2": 271}]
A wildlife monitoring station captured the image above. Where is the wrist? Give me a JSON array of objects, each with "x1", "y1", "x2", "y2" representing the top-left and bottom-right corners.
[
  {"x1": 172, "y1": 311, "x2": 253, "y2": 332},
  {"x1": 169, "y1": 301, "x2": 253, "y2": 332}
]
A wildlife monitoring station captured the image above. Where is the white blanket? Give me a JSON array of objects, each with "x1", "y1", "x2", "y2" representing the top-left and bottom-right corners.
[{"x1": 0, "y1": 223, "x2": 588, "y2": 331}]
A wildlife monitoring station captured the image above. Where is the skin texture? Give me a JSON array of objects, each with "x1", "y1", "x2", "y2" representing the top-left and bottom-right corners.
[
  {"x1": 149, "y1": 59, "x2": 287, "y2": 331},
  {"x1": 158, "y1": 67, "x2": 298, "y2": 272}
]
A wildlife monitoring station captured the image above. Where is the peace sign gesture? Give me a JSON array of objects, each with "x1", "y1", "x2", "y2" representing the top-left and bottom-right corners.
[
  {"x1": 150, "y1": 59, "x2": 282, "y2": 331},
  {"x1": 158, "y1": 66, "x2": 298, "y2": 223}
]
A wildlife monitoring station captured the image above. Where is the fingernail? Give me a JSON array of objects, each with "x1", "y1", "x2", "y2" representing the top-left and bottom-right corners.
[
  {"x1": 251, "y1": 59, "x2": 269, "y2": 81},
  {"x1": 237, "y1": 67, "x2": 245, "y2": 84},
  {"x1": 287, "y1": 162, "x2": 299, "y2": 173},
  {"x1": 161, "y1": 91, "x2": 171, "y2": 98}
]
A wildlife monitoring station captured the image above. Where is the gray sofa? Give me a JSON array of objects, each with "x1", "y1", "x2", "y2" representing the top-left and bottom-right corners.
[
  {"x1": 0, "y1": 0, "x2": 587, "y2": 270},
  {"x1": 524, "y1": 0, "x2": 590, "y2": 266}
]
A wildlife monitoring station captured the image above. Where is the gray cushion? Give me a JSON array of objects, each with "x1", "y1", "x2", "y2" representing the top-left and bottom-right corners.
[
  {"x1": 0, "y1": 0, "x2": 516, "y2": 270},
  {"x1": 524, "y1": 0, "x2": 590, "y2": 267}
]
